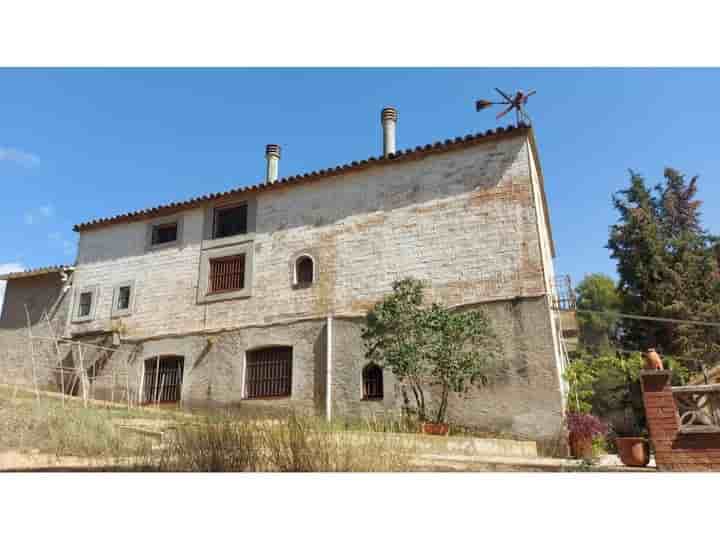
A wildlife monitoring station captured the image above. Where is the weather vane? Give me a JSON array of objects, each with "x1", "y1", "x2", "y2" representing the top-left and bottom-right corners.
[{"x1": 475, "y1": 88, "x2": 536, "y2": 125}]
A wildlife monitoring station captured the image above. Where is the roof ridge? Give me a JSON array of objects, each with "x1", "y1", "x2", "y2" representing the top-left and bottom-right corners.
[{"x1": 73, "y1": 123, "x2": 530, "y2": 232}]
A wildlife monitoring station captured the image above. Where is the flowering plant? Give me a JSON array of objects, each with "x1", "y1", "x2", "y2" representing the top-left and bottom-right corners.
[{"x1": 565, "y1": 412, "x2": 608, "y2": 438}]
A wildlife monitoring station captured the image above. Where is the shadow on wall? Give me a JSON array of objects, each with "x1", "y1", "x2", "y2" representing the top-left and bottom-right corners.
[
  {"x1": 0, "y1": 274, "x2": 66, "y2": 330},
  {"x1": 76, "y1": 137, "x2": 526, "y2": 266}
]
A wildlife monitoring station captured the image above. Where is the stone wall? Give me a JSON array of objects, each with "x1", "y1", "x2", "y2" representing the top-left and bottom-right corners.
[
  {"x1": 80, "y1": 297, "x2": 563, "y2": 441},
  {"x1": 0, "y1": 272, "x2": 72, "y2": 390},
  {"x1": 331, "y1": 296, "x2": 564, "y2": 440},
  {"x1": 69, "y1": 133, "x2": 550, "y2": 339},
  {"x1": 46, "y1": 128, "x2": 565, "y2": 439}
]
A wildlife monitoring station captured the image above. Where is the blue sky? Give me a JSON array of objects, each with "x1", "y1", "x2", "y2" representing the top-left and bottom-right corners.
[{"x1": 2, "y1": 68, "x2": 720, "y2": 294}]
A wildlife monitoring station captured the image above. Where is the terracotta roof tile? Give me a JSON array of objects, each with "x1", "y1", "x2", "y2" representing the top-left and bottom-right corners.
[
  {"x1": 73, "y1": 123, "x2": 530, "y2": 232},
  {"x1": 0, "y1": 265, "x2": 73, "y2": 281}
]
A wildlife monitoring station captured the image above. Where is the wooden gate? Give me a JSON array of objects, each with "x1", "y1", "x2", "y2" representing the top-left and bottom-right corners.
[{"x1": 143, "y1": 356, "x2": 184, "y2": 404}]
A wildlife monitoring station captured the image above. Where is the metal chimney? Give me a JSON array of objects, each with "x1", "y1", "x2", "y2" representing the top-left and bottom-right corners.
[
  {"x1": 381, "y1": 107, "x2": 398, "y2": 157},
  {"x1": 265, "y1": 144, "x2": 281, "y2": 183}
]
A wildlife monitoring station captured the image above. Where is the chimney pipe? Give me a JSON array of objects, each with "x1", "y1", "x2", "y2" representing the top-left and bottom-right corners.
[
  {"x1": 265, "y1": 144, "x2": 281, "y2": 183},
  {"x1": 381, "y1": 107, "x2": 397, "y2": 156}
]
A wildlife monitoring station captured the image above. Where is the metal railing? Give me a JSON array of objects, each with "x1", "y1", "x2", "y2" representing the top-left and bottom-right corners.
[{"x1": 551, "y1": 274, "x2": 576, "y2": 311}]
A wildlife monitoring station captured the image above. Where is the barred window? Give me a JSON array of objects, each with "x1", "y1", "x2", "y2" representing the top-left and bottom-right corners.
[
  {"x1": 143, "y1": 356, "x2": 184, "y2": 404},
  {"x1": 245, "y1": 346, "x2": 292, "y2": 399},
  {"x1": 209, "y1": 255, "x2": 245, "y2": 294},
  {"x1": 362, "y1": 363, "x2": 383, "y2": 400}
]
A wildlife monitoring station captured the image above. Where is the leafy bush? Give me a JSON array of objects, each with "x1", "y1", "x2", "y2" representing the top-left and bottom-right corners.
[{"x1": 362, "y1": 278, "x2": 503, "y2": 424}]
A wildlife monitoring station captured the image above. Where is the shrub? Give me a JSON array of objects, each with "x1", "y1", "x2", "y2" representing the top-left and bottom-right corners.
[{"x1": 564, "y1": 412, "x2": 608, "y2": 438}]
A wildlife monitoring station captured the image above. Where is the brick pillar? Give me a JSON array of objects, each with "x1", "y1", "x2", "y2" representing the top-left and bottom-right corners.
[
  {"x1": 639, "y1": 370, "x2": 678, "y2": 471},
  {"x1": 640, "y1": 369, "x2": 720, "y2": 471}
]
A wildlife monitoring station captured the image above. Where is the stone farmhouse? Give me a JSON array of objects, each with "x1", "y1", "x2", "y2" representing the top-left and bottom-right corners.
[{"x1": 0, "y1": 108, "x2": 567, "y2": 440}]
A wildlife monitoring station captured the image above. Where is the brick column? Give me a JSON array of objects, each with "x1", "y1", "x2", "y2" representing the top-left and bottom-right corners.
[
  {"x1": 639, "y1": 370, "x2": 678, "y2": 471},
  {"x1": 640, "y1": 370, "x2": 720, "y2": 472}
]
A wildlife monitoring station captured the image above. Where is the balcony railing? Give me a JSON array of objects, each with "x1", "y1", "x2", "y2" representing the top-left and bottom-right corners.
[
  {"x1": 672, "y1": 384, "x2": 720, "y2": 434},
  {"x1": 551, "y1": 275, "x2": 576, "y2": 311}
]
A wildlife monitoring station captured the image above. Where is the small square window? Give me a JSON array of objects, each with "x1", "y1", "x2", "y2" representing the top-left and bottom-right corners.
[
  {"x1": 209, "y1": 255, "x2": 245, "y2": 294},
  {"x1": 213, "y1": 204, "x2": 248, "y2": 239},
  {"x1": 117, "y1": 286, "x2": 131, "y2": 310},
  {"x1": 152, "y1": 222, "x2": 178, "y2": 245},
  {"x1": 78, "y1": 292, "x2": 93, "y2": 317}
]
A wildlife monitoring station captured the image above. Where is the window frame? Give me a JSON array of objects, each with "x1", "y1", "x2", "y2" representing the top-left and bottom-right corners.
[
  {"x1": 208, "y1": 254, "x2": 246, "y2": 295},
  {"x1": 202, "y1": 198, "x2": 256, "y2": 250},
  {"x1": 197, "y1": 242, "x2": 254, "y2": 303},
  {"x1": 145, "y1": 214, "x2": 184, "y2": 252},
  {"x1": 361, "y1": 363, "x2": 384, "y2": 401},
  {"x1": 72, "y1": 285, "x2": 99, "y2": 323},
  {"x1": 111, "y1": 280, "x2": 136, "y2": 318},
  {"x1": 212, "y1": 202, "x2": 249, "y2": 240},
  {"x1": 244, "y1": 346, "x2": 293, "y2": 400},
  {"x1": 293, "y1": 254, "x2": 316, "y2": 288}
]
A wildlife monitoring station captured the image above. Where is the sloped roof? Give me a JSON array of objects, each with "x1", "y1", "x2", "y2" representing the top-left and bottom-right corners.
[
  {"x1": 0, "y1": 265, "x2": 73, "y2": 281},
  {"x1": 73, "y1": 123, "x2": 531, "y2": 232}
]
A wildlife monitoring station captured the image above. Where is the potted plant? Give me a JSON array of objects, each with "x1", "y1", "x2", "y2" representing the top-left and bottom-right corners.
[
  {"x1": 613, "y1": 407, "x2": 651, "y2": 467},
  {"x1": 565, "y1": 412, "x2": 608, "y2": 460}
]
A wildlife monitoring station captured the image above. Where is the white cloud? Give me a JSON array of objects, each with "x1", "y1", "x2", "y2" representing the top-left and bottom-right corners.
[
  {"x1": 0, "y1": 262, "x2": 25, "y2": 318},
  {"x1": 0, "y1": 147, "x2": 39, "y2": 167}
]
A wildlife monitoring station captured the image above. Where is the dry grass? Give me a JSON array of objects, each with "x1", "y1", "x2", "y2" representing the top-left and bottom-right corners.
[
  {"x1": 0, "y1": 387, "x2": 154, "y2": 458},
  {"x1": 151, "y1": 412, "x2": 415, "y2": 472}
]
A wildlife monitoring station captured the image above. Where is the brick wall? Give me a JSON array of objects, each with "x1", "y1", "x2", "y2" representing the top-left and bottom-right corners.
[{"x1": 640, "y1": 370, "x2": 720, "y2": 472}]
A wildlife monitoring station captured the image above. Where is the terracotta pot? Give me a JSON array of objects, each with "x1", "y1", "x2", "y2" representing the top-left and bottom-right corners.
[
  {"x1": 420, "y1": 422, "x2": 450, "y2": 436},
  {"x1": 568, "y1": 432, "x2": 594, "y2": 460},
  {"x1": 616, "y1": 437, "x2": 650, "y2": 467}
]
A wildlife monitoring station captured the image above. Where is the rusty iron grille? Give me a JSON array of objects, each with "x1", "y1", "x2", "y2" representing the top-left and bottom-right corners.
[
  {"x1": 552, "y1": 275, "x2": 577, "y2": 311},
  {"x1": 143, "y1": 356, "x2": 184, "y2": 403},
  {"x1": 296, "y1": 256, "x2": 314, "y2": 285},
  {"x1": 362, "y1": 364, "x2": 383, "y2": 400},
  {"x1": 245, "y1": 347, "x2": 292, "y2": 399},
  {"x1": 209, "y1": 254, "x2": 245, "y2": 293}
]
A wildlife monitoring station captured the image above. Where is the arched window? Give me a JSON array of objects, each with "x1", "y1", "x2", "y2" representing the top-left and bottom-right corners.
[
  {"x1": 294, "y1": 255, "x2": 315, "y2": 286},
  {"x1": 362, "y1": 363, "x2": 383, "y2": 401}
]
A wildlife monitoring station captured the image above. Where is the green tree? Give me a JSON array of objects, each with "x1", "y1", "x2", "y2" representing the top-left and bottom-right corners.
[
  {"x1": 607, "y1": 168, "x2": 720, "y2": 371},
  {"x1": 361, "y1": 278, "x2": 503, "y2": 424},
  {"x1": 575, "y1": 273, "x2": 620, "y2": 353}
]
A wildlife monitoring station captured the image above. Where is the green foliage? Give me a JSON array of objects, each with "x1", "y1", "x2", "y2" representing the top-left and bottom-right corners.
[
  {"x1": 362, "y1": 278, "x2": 503, "y2": 424},
  {"x1": 575, "y1": 273, "x2": 620, "y2": 353},
  {"x1": 607, "y1": 168, "x2": 720, "y2": 372}
]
